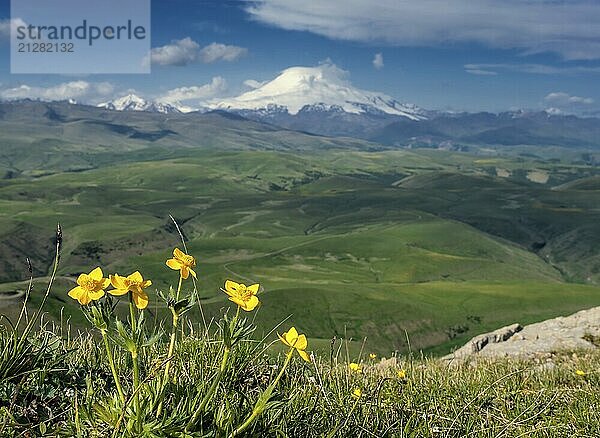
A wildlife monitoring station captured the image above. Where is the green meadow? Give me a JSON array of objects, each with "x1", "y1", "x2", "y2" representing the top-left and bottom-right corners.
[
  {"x1": 1, "y1": 104, "x2": 600, "y2": 435},
  {"x1": 1, "y1": 143, "x2": 599, "y2": 355}
]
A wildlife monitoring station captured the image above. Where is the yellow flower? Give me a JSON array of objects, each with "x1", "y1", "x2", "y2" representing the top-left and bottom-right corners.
[
  {"x1": 397, "y1": 369, "x2": 406, "y2": 379},
  {"x1": 68, "y1": 267, "x2": 110, "y2": 305},
  {"x1": 352, "y1": 388, "x2": 362, "y2": 399},
  {"x1": 576, "y1": 370, "x2": 586, "y2": 376},
  {"x1": 109, "y1": 271, "x2": 152, "y2": 310},
  {"x1": 349, "y1": 362, "x2": 362, "y2": 373},
  {"x1": 278, "y1": 327, "x2": 311, "y2": 362},
  {"x1": 166, "y1": 248, "x2": 197, "y2": 279},
  {"x1": 369, "y1": 353, "x2": 377, "y2": 360},
  {"x1": 222, "y1": 280, "x2": 260, "y2": 311}
]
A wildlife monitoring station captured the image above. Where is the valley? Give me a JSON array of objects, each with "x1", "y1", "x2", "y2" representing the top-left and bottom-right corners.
[{"x1": 0, "y1": 101, "x2": 599, "y2": 356}]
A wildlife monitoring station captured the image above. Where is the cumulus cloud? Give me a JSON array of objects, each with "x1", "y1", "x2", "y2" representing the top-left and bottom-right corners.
[
  {"x1": 149, "y1": 37, "x2": 200, "y2": 66},
  {"x1": 160, "y1": 77, "x2": 227, "y2": 103},
  {"x1": 372, "y1": 53, "x2": 384, "y2": 70},
  {"x1": 0, "y1": 18, "x2": 27, "y2": 41},
  {"x1": 243, "y1": 79, "x2": 266, "y2": 89},
  {"x1": 544, "y1": 92, "x2": 594, "y2": 106},
  {"x1": 0, "y1": 81, "x2": 114, "y2": 102},
  {"x1": 465, "y1": 63, "x2": 600, "y2": 75},
  {"x1": 149, "y1": 38, "x2": 247, "y2": 66},
  {"x1": 199, "y1": 42, "x2": 247, "y2": 63},
  {"x1": 245, "y1": 0, "x2": 600, "y2": 60}
]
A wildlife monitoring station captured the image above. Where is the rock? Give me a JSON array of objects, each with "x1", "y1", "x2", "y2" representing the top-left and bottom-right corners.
[
  {"x1": 445, "y1": 323, "x2": 522, "y2": 359},
  {"x1": 443, "y1": 307, "x2": 600, "y2": 361}
]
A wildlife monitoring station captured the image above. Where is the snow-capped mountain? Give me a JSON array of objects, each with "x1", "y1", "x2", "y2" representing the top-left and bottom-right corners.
[
  {"x1": 97, "y1": 94, "x2": 194, "y2": 114},
  {"x1": 209, "y1": 63, "x2": 426, "y2": 120}
]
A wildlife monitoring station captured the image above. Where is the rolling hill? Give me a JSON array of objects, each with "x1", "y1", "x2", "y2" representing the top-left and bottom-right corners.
[{"x1": 0, "y1": 101, "x2": 599, "y2": 355}]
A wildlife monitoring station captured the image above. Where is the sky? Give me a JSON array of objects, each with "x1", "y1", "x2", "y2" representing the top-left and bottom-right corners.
[{"x1": 0, "y1": 0, "x2": 599, "y2": 115}]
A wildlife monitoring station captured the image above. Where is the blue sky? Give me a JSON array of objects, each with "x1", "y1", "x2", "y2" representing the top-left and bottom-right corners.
[{"x1": 1, "y1": 0, "x2": 599, "y2": 114}]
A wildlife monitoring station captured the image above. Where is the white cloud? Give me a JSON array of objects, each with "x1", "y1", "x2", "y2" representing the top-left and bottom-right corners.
[
  {"x1": 464, "y1": 63, "x2": 600, "y2": 75},
  {"x1": 149, "y1": 38, "x2": 247, "y2": 66},
  {"x1": 544, "y1": 92, "x2": 594, "y2": 106},
  {"x1": 160, "y1": 77, "x2": 227, "y2": 103},
  {"x1": 0, "y1": 18, "x2": 27, "y2": 41},
  {"x1": 149, "y1": 37, "x2": 200, "y2": 66},
  {"x1": 199, "y1": 42, "x2": 247, "y2": 63},
  {"x1": 465, "y1": 68, "x2": 497, "y2": 76},
  {"x1": 243, "y1": 79, "x2": 266, "y2": 89},
  {"x1": 372, "y1": 53, "x2": 384, "y2": 70},
  {"x1": 0, "y1": 81, "x2": 114, "y2": 102},
  {"x1": 245, "y1": 0, "x2": 600, "y2": 60},
  {"x1": 544, "y1": 107, "x2": 564, "y2": 116}
]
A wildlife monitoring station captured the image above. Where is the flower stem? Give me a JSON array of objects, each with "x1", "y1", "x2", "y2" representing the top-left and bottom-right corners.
[
  {"x1": 186, "y1": 345, "x2": 230, "y2": 431},
  {"x1": 129, "y1": 295, "x2": 141, "y2": 430},
  {"x1": 157, "y1": 275, "x2": 184, "y2": 417},
  {"x1": 185, "y1": 305, "x2": 241, "y2": 431},
  {"x1": 230, "y1": 348, "x2": 294, "y2": 437},
  {"x1": 163, "y1": 275, "x2": 183, "y2": 380},
  {"x1": 101, "y1": 329, "x2": 125, "y2": 403},
  {"x1": 162, "y1": 312, "x2": 179, "y2": 380}
]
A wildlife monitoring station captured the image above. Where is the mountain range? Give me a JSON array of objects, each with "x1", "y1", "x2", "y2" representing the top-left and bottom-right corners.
[
  {"x1": 2, "y1": 63, "x2": 599, "y2": 150},
  {"x1": 97, "y1": 94, "x2": 192, "y2": 114}
]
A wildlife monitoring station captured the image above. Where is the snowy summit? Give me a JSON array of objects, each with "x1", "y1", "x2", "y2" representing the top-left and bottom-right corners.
[
  {"x1": 210, "y1": 62, "x2": 425, "y2": 120},
  {"x1": 97, "y1": 94, "x2": 192, "y2": 114}
]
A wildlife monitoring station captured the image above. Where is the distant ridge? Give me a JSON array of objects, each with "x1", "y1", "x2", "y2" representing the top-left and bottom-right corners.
[{"x1": 97, "y1": 94, "x2": 195, "y2": 114}]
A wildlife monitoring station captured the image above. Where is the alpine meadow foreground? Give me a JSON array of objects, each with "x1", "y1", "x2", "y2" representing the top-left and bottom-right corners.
[{"x1": 2, "y1": 232, "x2": 600, "y2": 437}]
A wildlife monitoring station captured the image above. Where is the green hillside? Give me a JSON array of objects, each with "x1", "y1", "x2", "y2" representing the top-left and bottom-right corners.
[{"x1": 1, "y1": 103, "x2": 599, "y2": 355}]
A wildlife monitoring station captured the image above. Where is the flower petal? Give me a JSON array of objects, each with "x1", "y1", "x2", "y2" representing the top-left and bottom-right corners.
[
  {"x1": 225, "y1": 280, "x2": 241, "y2": 294},
  {"x1": 132, "y1": 290, "x2": 149, "y2": 310},
  {"x1": 173, "y1": 247, "x2": 186, "y2": 260},
  {"x1": 89, "y1": 267, "x2": 104, "y2": 281},
  {"x1": 247, "y1": 283, "x2": 260, "y2": 295},
  {"x1": 79, "y1": 292, "x2": 92, "y2": 306},
  {"x1": 88, "y1": 289, "x2": 105, "y2": 301},
  {"x1": 285, "y1": 327, "x2": 299, "y2": 345},
  {"x1": 76, "y1": 273, "x2": 88, "y2": 286},
  {"x1": 278, "y1": 333, "x2": 290, "y2": 347},
  {"x1": 228, "y1": 296, "x2": 245, "y2": 308},
  {"x1": 180, "y1": 266, "x2": 190, "y2": 279},
  {"x1": 101, "y1": 278, "x2": 111, "y2": 289},
  {"x1": 128, "y1": 271, "x2": 143, "y2": 283},
  {"x1": 68, "y1": 286, "x2": 84, "y2": 300},
  {"x1": 108, "y1": 288, "x2": 129, "y2": 296},
  {"x1": 166, "y1": 259, "x2": 182, "y2": 270},
  {"x1": 294, "y1": 334, "x2": 308, "y2": 351},
  {"x1": 189, "y1": 268, "x2": 197, "y2": 279},
  {"x1": 298, "y1": 350, "x2": 311, "y2": 363},
  {"x1": 110, "y1": 275, "x2": 128, "y2": 290},
  {"x1": 242, "y1": 295, "x2": 259, "y2": 311},
  {"x1": 142, "y1": 280, "x2": 152, "y2": 288}
]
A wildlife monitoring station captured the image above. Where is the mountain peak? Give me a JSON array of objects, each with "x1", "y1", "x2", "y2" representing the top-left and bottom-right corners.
[
  {"x1": 97, "y1": 94, "x2": 189, "y2": 114},
  {"x1": 210, "y1": 63, "x2": 426, "y2": 120}
]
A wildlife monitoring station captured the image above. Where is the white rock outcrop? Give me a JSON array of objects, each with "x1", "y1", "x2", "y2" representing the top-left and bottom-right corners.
[{"x1": 444, "y1": 307, "x2": 600, "y2": 360}]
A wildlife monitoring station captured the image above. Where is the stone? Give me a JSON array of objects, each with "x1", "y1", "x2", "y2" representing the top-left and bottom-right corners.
[{"x1": 443, "y1": 307, "x2": 600, "y2": 361}]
